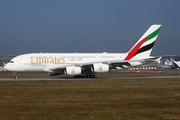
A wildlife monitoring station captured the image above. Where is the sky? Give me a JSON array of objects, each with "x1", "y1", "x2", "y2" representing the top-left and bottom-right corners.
[{"x1": 0, "y1": 0, "x2": 180, "y2": 56}]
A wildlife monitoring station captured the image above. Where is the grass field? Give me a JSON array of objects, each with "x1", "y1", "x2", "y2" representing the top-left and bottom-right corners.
[{"x1": 0, "y1": 71, "x2": 180, "y2": 120}]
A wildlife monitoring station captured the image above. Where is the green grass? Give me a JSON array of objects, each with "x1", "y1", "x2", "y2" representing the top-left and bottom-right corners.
[{"x1": 0, "y1": 77, "x2": 180, "y2": 120}]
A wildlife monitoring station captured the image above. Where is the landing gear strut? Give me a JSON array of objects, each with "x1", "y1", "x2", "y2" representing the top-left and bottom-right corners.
[{"x1": 13, "y1": 72, "x2": 18, "y2": 79}]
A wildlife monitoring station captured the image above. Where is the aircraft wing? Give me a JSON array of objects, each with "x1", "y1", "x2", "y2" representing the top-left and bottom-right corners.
[
  {"x1": 103, "y1": 57, "x2": 158, "y2": 69},
  {"x1": 44, "y1": 57, "x2": 159, "y2": 73}
]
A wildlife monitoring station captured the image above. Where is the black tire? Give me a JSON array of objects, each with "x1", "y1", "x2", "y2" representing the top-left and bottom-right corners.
[{"x1": 93, "y1": 75, "x2": 97, "y2": 78}]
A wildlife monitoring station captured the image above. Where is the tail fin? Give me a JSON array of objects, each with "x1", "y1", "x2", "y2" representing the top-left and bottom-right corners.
[
  {"x1": 124, "y1": 24, "x2": 161, "y2": 60},
  {"x1": 168, "y1": 57, "x2": 180, "y2": 68}
]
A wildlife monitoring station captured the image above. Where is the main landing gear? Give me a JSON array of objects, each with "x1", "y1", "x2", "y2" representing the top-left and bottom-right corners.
[
  {"x1": 13, "y1": 72, "x2": 18, "y2": 79},
  {"x1": 74, "y1": 74, "x2": 97, "y2": 78},
  {"x1": 11, "y1": 73, "x2": 97, "y2": 79}
]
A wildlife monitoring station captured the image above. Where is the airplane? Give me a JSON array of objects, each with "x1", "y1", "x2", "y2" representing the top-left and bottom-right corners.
[
  {"x1": 168, "y1": 57, "x2": 180, "y2": 69},
  {"x1": 5, "y1": 24, "x2": 161, "y2": 79}
]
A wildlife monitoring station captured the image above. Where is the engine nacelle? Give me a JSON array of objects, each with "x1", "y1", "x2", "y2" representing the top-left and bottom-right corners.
[
  {"x1": 129, "y1": 62, "x2": 142, "y2": 67},
  {"x1": 65, "y1": 66, "x2": 81, "y2": 76},
  {"x1": 122, "y1": 65, "x2": 131, "y2": 69},
  {"x1": 115, "y1": 67, "x2": 124, "y2": 70},
  {"x1": 92, "y1": 63, "x2": 109, "y2": 73}
]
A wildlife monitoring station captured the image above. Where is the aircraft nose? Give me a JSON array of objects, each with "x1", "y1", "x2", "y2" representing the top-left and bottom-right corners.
[
  {"x1": 4, "y1": 64, "x2": 8, "y2": 71},
  {"x1": 4, "y1": 63, "x2": 12, "y2": 71}
]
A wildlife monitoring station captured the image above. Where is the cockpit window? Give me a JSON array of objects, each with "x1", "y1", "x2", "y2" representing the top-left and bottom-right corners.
[{"x1": 10, "y1": 61, "x2": 14, "y2": 63}]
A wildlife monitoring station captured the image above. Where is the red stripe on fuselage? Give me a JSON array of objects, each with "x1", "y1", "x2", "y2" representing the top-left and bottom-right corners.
[{"x1": 124, "y1": 36, "x2": 147, "y2": 60}]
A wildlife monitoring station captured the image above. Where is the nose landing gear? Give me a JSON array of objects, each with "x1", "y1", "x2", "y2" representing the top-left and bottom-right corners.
[
  {"x1": 14, "y1": 76, "x2": 18, "y2": 79},
  {"x1": 13, "y1": 72, "x2": 18, "y2": 79}
]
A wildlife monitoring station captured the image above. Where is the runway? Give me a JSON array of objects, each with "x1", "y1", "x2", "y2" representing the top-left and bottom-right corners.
[{"x1": 1, "y1": 75, "x2": 180, "y2": 81}]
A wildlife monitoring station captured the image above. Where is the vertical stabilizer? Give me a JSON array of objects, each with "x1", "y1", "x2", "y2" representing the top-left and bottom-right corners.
[
  {"x1": 124, "y1": 24, "x2": 161, "y2": 60},
  {"x1": 168, "y1": 57, "x2": 180, "y2": 68}
]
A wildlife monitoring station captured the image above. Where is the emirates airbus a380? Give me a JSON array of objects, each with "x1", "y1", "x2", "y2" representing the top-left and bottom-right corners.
[{"x1": 5, "y1": 24, "x2": 161, "y2": 79}]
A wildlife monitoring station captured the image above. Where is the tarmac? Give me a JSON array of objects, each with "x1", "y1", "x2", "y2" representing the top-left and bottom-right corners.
[{"x1": 0, "y1": 75, "x2": 180, "y2": 81}]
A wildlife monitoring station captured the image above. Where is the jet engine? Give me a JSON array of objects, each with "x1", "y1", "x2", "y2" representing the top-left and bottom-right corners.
[
  {"x1": 65, "y1": 66, "x2": 81, "y2": 76},
  {"x1": 91, "y1": 63, "x2": 109, "y2": 73}
]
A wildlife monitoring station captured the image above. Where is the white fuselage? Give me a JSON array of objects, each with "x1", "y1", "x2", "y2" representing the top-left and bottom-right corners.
[{"x1": 5, "y1": 53, "x2": 130, "y2": 72}]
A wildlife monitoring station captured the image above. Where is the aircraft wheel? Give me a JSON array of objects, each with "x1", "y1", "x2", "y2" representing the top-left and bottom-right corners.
[
  {"x1": 83, "y1": 74, "x2": 97, "y2": 78},
  {"x1": 93, "y1": 75, "x2": 97, "y2": 78},
  {"x1": 74, "y1": 75, "x2": 84, "y2": 78}
]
